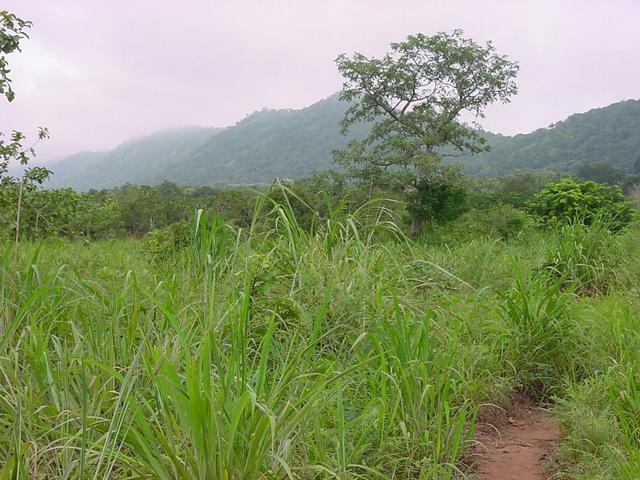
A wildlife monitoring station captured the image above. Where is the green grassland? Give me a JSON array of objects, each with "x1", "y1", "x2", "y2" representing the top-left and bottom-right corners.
[{"x1": 2, "y1": 198, "x2": 640, "y2": 479}]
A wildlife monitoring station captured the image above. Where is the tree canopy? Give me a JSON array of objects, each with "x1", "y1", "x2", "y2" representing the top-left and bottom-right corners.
[{"x1": 336, "y1": 31, "x2": 518, "y2": 164}]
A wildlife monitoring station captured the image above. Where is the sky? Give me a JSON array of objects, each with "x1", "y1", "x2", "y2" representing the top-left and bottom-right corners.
[{"x1": 2, "y1": 0, "x2": 639, "y2": 161}]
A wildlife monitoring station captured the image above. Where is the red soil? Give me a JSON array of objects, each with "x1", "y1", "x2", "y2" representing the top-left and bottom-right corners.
[{"x1": 470, "y1": 405, "x2": 560, "y2": 480}]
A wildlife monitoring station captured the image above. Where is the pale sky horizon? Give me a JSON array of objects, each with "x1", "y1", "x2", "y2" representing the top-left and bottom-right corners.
[{"x1": 2, "y1": 0, "x2": 639, "y2": 161}]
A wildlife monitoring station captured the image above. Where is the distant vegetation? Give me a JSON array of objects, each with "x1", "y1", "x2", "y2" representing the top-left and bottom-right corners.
[{"x1": 4, "y1": 170, "x2": 639, "y2": 243}]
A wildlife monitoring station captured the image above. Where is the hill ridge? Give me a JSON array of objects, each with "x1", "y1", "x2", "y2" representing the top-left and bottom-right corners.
[{"x1": 46, "y1": 95, "x2": 640, "y2": 190}]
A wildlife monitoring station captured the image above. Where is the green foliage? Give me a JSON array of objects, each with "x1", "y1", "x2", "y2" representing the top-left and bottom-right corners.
[
  {"x1": 335, "y1": 30, "x2": 518, "y2": 164},
  {"x1": 143, "y1": 221, "x2": 191, "y2": 260},
  {"x1": 334, "y1": 30, "x2": 518, "y2": 231},
  {"x1": 44, "y1": 96, "x2": 640, "y2": 191},
  {"x1": 1, "y1": 129, "x2": 50, "y2": 179},
  {"x1": 4, "y1": 14, "x2": 640, "y2": 477},
  {"x1": 113, "y1": 184, "x2": 189, "y2": 235},
  {"x1": 497, "y1": 171, "x2": 560, "y2": 206},
  {"x1": 0, "y1": 201, "x2": 492, "y2": 478},
  {"x1": 0, "y1": 9, "x2": 51, "y2": 252},
  {"x1": 608, "y1": 361, "x2": 640, "y2": 449},
  {"x1": 0, "y1": 10, "x2": 31, "y2": 102},
  {"x1": 447, "y1": 204, "x2": 533, "y2": 240},
  {"x1": 461, "y1": 99, "x2": 640, "y2": 176},
  {"x1": 191, "y1": 209, "x2": 238, "y2": 268},
  {"x1": 553, "y1": 298, "x2": 640, "y2": 479},
  {"x1": 527, "y1": 177, "x2": 637, "y2": 230},
  {"x1": 577, "y1": 161, "x2": 626, "y2": 185},
  {"x1": 405, "y1": 170, "x2": 468, "y2": 225},
  {"x1": 3, "y1": 199, "x2": 640, "y2": 478},
  {"x1": 1, "y1": 11, "x2": 49, "y2": 179},
  {"x1": 47, "y1": 96, "x2": 371, "y2": 190},
  {"x1": 71, "y1": 195, "x2": 121, "y2": 238},
  {"x1": 554, "y1": 376, "x2": 628, "y2": 478},
  {"x1": 465, "y1": 170, "x2": 560, "y2": 214}
]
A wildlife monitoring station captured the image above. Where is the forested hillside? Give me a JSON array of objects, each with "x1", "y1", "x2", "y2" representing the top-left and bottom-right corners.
[
  {"x1": 459, "y1": 99, "x2": 640, "y2": 175},
  {"x1": 46, "y1": 127, "x2": 219, "y2": 189},
  {"x1": 46, "y1": 96, "x2": 640, "y2": 190},
  {"x1": 47, "y1": 95, "x2": 369, "y2": 190}
]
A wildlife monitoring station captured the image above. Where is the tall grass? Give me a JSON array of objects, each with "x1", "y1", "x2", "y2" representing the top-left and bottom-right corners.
[
  {"x1": 500, "y1": 264, "x2": 575, "y2": 398},
  {"x1": 1, "y1": 198, "x2": 640, "y2": 479}
]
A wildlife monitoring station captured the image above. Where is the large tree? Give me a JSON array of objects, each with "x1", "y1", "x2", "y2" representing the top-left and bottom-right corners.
[{"x1": 334, "y1": 30, "x2": 518, "y2": 233}]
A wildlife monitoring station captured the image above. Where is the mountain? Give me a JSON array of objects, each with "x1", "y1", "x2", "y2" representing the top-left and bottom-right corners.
[
  {"x1": 46, "y1": 96, "x2": 640, "y2": 190},
  {"x1": 47, "y1": 127, "x2": 219, "y2": 190},
  {"x1": 47, "y1": 94, "x2": 369, "y2": 190},
  {"x1": 457, "y1": 99, "x2": 640, "y2": 176}
]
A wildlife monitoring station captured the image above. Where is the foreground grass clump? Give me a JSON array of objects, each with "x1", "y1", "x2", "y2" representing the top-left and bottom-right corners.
[{"x1": 1, "y1": 200, "x2": 640, "y2": 479}]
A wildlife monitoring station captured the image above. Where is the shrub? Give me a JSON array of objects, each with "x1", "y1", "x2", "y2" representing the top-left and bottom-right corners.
[
  {"x1": 460, "y1": 204, "x2": 532, "y2": 240},
  {"x1": 406, "y1": 176, "x2": 468, "y2": 227},
  {"x1": 143, "y1": 221, "x2": 191, "y2": 260},
  {"x1": 527, "y1": 178, "x2": 637, "y2": 231}
]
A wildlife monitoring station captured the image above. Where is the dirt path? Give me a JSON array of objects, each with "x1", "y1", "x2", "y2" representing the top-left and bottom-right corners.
[{"x1": 470, "y1": 405, "x2": 560, "y2": 480}]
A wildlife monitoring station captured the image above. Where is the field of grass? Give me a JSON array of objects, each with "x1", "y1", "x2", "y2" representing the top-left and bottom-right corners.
[{"x1": 2, "y1": 200, "x2": 640, "y2": 479}]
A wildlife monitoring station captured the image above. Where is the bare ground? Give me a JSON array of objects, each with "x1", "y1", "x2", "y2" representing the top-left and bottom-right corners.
[{"x1": 468, "y1": 401, "x2": 560, "y2": 480}]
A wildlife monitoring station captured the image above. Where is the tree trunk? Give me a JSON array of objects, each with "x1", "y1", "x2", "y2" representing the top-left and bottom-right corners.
[
  {"x1": 410, "y1": 217, "x2": 422, "y2": 237},
  {"x1": 14, "y1": 179, "x2": 25, "y2": 265}
]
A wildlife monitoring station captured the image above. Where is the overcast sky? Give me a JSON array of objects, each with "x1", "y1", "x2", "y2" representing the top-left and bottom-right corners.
[{"x1": 2, "y1": 0, "x2": 639, "y2": 161}]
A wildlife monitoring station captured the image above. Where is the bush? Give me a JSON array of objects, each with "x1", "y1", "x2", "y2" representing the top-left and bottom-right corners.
[
  {"x1": 577, "y1": 161, "x2": 626, "y2": 186},
  {"x1": 464, "y1": 204, "x2": 532, "y2": 240},
  {"x1": 407, "y1": 177, "x2": 468, "y2": 226},
  {"x1": 527, "y1": 178, "x2": 637, "y2": 231},
  {"x1": 430, "y1": 204, "x2": 532, "y2": 243},
  {"x1": 143, "y1": 221, "x2": 192, "y2": 260}
]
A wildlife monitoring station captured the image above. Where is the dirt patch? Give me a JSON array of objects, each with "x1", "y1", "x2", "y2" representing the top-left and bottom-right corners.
[{"x1": 469, "y1": 402, "x2": 560, "y2": 480}]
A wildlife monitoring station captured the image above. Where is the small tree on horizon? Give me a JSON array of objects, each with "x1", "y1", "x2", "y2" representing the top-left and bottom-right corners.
[{"x1": 333, "y1": 30, "x2": 519, "y2": 234}]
